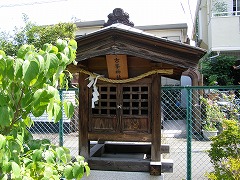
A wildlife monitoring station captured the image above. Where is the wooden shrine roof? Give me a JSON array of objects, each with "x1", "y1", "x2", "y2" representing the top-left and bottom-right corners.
[{"x1": 75, "y1": 23, "x2": 206, "y2": 70}]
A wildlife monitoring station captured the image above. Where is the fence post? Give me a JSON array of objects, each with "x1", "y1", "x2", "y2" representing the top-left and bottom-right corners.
[
  {"x1": 186, "y1": 88, "x2": 192, "y2": 180},
  {"x1": 59, "y1": 90, "x2": 64, "y2": 147}
]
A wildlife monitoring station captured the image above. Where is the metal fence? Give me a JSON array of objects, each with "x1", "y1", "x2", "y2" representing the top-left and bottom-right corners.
[
  {"x1": 29, "y1": 89, "x2": 79, "y2": 156},
  {"x1": 28, "y1": 86, "x2": 240, "y2": 180},
  {"x1": 162, "y1": 86, "x2": 240, "y2": 180}
]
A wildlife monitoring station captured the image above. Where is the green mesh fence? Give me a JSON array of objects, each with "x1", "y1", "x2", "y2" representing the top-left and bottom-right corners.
[
  {"x1": 29, "y1": 88, "x2": 79, "y2": 156},
  {"x1": 28, "y1": 86, "x2": 240, "y2": 179},
  {"x1": 162, "y1": 86, "x2": 240, "y2": 180}
]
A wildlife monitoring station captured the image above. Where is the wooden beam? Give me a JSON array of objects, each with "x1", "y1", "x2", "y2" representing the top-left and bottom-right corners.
[
  {"x1": 161, "y1": 144, "x2": 170, "y2": 153},
  {"x1": 90, "y1": 143, "x2": 105, "y2": 157},
  {"x1": 161, "y1": 159, "x2": 173, "y2": 173},
  {"x1": 88, "y1": 157, "x2": 150, "y2": 172},
  {"x1": 88, "y1": 156, "x2": 173, "y2": 173},
  {"x1": 151, "y1": 74, "x2": 161, "y2": 162},
  {"x1": 79, "y1": 72, "x2": 90, "y2": 158},
  {"x1": 150, "y1": 162, "x2": 161, "y2": 176},
  {"x1": 89, "y1": 133, "x2": 151, "y2": 142}
]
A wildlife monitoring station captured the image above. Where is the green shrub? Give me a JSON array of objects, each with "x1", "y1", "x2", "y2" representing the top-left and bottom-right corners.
[
  {"x1": 206, "y1": 120, "x2": 240, "y2": 179},
  {"x1": 0, "y1": 39, "x2": 90, "y2": 179}
]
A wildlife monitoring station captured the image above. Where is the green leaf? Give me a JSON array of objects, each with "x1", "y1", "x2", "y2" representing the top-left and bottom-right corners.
[
  {"x1": 0, "y1": 174, "x2": 8, "y2": 180},
  {"x1": 76, "y1": 156, "x2": 85, "y2": 162},
  {"x1": 0, "y1": 58, "x2": 6, "y2": 83},
  {"x1": 57, "y1": 52, "x2": 69, "y2": 66},
  {"x1": 36, "y1": 54, "x2": 45, "y2": 73},
  {"x1": 23, "y1": 116, "x2": 33, "y2": 128},
  {"x1": 11, "y1": 162, "x2": 21, "y2": 178},
  {"x1": 47, "y1": 98, "x2": 54, "y2": 121},
  {"x1": 8, "y1": 139, "x2": 22, "y2": 156},
  {"x1": 14, "y1": 58, "x2": 24, "y2": 80},
  {"x1": 69, "y1": 39, "x2": 77, "y2": 51},
  {"x1": 50, "y1": 45, "x2": 58, "y2": 54},
  {"x1": 56, "y1": 147, "x2": 64, "y2": 158},
  {"x1": 28, "y1": 139, "x2": 41, "y2": 150},
  {"x1": 63, "y1": 165, "x2": 74, "y2": 179},
  {"x1": 42, "y1": 43, "x2": 52, "y2": 52},
  {"x1": 56, "y1": 147, "x2": 68, "y2": 163},
  {"x1": 53, "y1": 103, "x2": 62, "y2": 123},
  {"x1": 0, "y1": 50, "x2": 6, "y2": 58},
  {"x1": 32, "y1": 106, "x2": 46, "y2": 117},
  {"x1": 0, "y1": 92, "x2": 7, "y2": 106},
  {"x1": 0, "y1": 106, "x2": 14, "y2": 127},
  {"x1": 44, "y1": 150, "x2": 55, "y2": 163},
  {"x1": 44, "y1": 166, "x2": 54, "y2": 178},
  {"x1": 59, "y1": 72, "x2": 66, "y2": 88},
  {"x1": 85, "y1": 165, "x2": 90, "y2": 176},
  {"x1": 67, "y1": 47, "x2": 76, "y2": 63},
  {"x1": 17, "y1": 44, "x2": 35, "y2": 59},
  {"x1": 0, "y1": 134, "x2": 6, "y2": 149},
  {"x1": 32, "y1": 88, "x2": 55, "y2": 117},
  {"x1": 63, "y1": 100, "x2": 74, "y2": 119},
  {"x1": 22, "y1": 60, "x2": 39, "y2": 86},
  {"x1": 32, "y1": 149, "x2": 43, "y2": 162},
  {"x1": 73, "y1": 164, "x2": 84, "y2": 179},
  {"x1": 53, "y1": 66, "x2": 64, "y2": 87},
  {"x1": 2, "y1": 161, "x2": 11, "y2": 174},
  {"x1": 6, "y1": 56, "x2": 14, "y2": 80},
  {"x1": 21, "y1": 91, "x2": 33, "y2": 109},
  {"x1": 56, "y1": 39, "x2": 67, "y2": 52},
  {"x1": 43, "y1": 53, "x2": 59, "y2": 78}
]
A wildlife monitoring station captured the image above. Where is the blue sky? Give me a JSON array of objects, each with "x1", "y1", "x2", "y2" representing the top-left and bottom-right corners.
[{"x1": 0, "y1": 0, "x2": 197, "y2": 37}]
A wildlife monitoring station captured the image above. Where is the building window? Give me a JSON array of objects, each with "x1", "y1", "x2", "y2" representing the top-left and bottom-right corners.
[{"x1": 233, "y1": 0, "x2": 240, "y2": 15}]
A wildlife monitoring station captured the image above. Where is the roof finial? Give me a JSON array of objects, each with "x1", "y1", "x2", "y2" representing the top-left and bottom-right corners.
[{"x1": 104, "y1": 8, "x2": 134, "y2": 27}]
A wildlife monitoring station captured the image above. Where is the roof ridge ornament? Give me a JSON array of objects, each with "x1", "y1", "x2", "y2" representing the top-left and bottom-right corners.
[{"x1": 104, "y1": 8, "x2": 134, "y2": 27}]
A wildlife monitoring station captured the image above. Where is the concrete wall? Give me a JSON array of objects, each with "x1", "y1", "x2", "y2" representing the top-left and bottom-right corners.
[{"x1": 198, "y1": 0, "x2": 209, "y2": 49}]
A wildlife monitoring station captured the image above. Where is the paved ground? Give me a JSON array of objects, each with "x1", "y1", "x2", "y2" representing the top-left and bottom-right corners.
[
  {"x1": 32, "y1": 120, "x2": 213, "y2": 180},
  {"x1": 82, "y1": 170, "x2": 164, "y2": 180}
]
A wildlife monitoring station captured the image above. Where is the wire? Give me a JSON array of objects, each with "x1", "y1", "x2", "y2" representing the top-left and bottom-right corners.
[
  {"x1": 187, "y1": 0, "x2": 194, "y2": 25},
  {"x1": 0, "y1": 0, "x2": 67, "y2": 8}
]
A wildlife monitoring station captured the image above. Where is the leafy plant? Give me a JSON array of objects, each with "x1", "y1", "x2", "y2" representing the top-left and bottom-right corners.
[
  {"x1": 200, "y1": 96, "x2": 225, "y2": 131},
  {"x1": 201, "y1": 54, "x2": 238, "y2": 86},
  {"x1": 0, "y1": 39, "x2": 90, "y2": 179},
  {"x1": 206, "y1": 120, "x2": 240, "y2": 179},
  {"x1": 0, "y1": 14, "x2": 77, "y2": 56}
]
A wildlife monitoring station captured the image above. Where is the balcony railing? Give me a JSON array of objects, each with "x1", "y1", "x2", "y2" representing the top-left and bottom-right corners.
[{"x1": 212, "y1": 11, "x2": 240, "y2": 17}]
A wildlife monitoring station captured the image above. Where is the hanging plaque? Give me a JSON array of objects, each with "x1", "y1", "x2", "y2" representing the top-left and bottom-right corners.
[{"x1": 106, "y1": 54, "x2": 128, "y2": 79}]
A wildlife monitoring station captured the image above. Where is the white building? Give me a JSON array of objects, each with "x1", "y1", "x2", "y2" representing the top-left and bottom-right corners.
[{"x1": 193, "y1": 0, "x2": 240, "y2": 59}]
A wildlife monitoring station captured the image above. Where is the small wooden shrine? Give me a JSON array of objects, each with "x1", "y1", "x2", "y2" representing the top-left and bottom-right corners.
[{"x1": 68, "y1": 8, "x2": 206, "y2": 175}]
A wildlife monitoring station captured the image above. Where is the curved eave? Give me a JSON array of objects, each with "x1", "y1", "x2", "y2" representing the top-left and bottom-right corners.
[{"x1": 75, "y1": 24, "x2": 206, "y2": 69}]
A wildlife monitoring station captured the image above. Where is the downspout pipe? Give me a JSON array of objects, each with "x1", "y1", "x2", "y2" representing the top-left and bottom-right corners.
[{"x1": 209, "y1": 51, "x2": 220, "y2": 59}]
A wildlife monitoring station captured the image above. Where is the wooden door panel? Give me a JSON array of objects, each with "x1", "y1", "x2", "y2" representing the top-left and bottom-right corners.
[
  {"x1": 90, "y1": 117, "x2": 117, "y2": 132},
  {"x1": 122, "y1": 118, "x2": 149, "y2": 133},
  {"x1": 121, "y1": 84, "x2": 151, "y2": 133},
  {"x1": 89, "y1": 80, "x2": 151, "y2": 134}
]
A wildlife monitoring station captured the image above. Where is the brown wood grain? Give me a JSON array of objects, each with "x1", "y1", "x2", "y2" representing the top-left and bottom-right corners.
[
  {"x1": 151, "y1": 74, "x2": 161, "y2": 162},
  {"x1": 89, "y1": 133, "x2": 151, "y2": 142},
  {"x1": 79, "y1": 72, "x2": 90, "y2": 158}
]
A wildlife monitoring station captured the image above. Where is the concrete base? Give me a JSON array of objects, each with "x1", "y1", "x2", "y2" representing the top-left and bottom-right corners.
[{"x1": 81, "y1": 170, "x2": 164, "y2": 180}]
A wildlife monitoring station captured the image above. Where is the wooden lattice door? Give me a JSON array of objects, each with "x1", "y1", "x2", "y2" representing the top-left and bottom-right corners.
[{"x1": 89, "y1": 79, "x2": 151, "y2": 134}]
